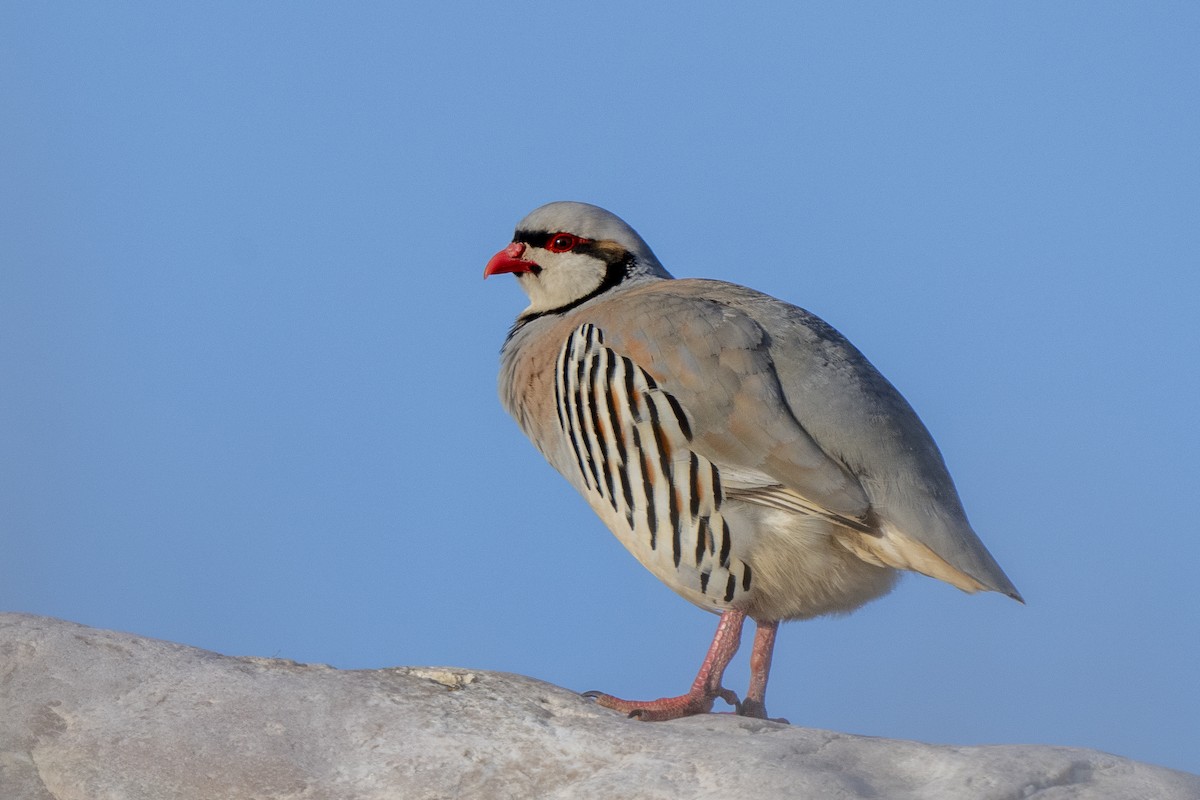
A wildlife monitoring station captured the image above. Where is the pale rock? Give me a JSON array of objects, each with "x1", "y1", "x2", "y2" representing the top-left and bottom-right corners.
[{"x1": 1, "y1": 614, "x2": 1196, "y2": 800}]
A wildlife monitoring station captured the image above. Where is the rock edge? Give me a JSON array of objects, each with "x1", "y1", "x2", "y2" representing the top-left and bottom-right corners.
[{"x1": 1, "y1": 613, "x2": 1197, "y2": 800}]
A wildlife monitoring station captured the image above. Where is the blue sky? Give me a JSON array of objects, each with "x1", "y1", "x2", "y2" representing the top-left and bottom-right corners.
[{"x1": 2, "y1": 2, "x2": 1198, "y2": 776}]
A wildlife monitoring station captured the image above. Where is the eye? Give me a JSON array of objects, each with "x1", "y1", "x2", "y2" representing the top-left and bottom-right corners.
[{"x1": 546, "y1": 233, "x2": 582, "y2": 253}]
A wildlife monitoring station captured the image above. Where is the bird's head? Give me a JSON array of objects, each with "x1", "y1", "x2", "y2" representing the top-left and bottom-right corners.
[{"x1": 485, "y1": 201, "x2": 672, "y2": 318}]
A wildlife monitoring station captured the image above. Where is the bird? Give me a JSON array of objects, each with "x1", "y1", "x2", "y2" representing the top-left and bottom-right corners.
[{"x1": 484, "y1": 201, "x2": 1021, "y2": 721}]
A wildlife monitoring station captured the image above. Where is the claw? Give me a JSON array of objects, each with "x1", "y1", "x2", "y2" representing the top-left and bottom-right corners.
[{"x1": 736, "y1": 697, "x2": 789, "y2": 723}]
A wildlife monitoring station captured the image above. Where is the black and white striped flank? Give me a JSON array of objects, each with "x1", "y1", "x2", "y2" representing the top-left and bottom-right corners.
[{"x1": 554, "y1": 323, "x2": 752, "y2": 606}]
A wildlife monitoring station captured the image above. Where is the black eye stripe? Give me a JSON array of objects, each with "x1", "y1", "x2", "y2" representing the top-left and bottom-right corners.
[
  {"x1": 513, "y1": 230, "x2": 591, "y2": 251},
  {"x1": 513, "y1": 231, "x2": 555, "y2": 248},
  {"x1": 510, "y1": 229, "x2": 630, "y2": 272}
]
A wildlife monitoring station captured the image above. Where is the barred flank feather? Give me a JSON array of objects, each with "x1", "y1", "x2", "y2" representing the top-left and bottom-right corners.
[{"x1": 554, "y1": 324, "x2": 752, "y2": 606}]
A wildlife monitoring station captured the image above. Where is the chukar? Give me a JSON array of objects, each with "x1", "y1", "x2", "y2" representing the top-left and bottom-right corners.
[{"x1": 485, "y1": 201, "x2": 1021, "y2": 721}]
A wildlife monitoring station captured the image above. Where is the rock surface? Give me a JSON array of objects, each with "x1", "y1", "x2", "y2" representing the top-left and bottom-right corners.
[{"x1": 1, "y1": 614, "x2": 1197, "y2": 800}]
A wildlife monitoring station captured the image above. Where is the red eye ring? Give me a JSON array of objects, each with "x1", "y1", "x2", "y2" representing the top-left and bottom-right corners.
[{"x1": 546, "y1": 232, "x2": 587, "y2": 253}]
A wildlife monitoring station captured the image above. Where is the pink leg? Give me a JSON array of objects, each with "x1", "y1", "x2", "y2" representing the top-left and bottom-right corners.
[
  {"x1": 584, "y1": 609, "x2": 745, "y2": 721},
  {"x1": 738, "y1": 618, "x2": 786, "y2": 721}
]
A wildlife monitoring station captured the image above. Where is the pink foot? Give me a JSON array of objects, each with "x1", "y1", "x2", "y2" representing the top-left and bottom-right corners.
[
  {"x1": 583, "y1": 686, "x2": 739, "y2": 721},
  {"x1": 737, "y1": 619, "x2": 789, "y2": 722},
  {"x1": 582, "y1": 609, "x2": 748, "y2": 721},
  {"x1": 735, "y1": 697, "x2": 789, "y2": 723}
]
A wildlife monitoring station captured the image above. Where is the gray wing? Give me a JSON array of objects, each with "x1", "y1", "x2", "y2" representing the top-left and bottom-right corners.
[{"x1": 587, "y1": 279, "x2": 1021, "y2": 600}]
